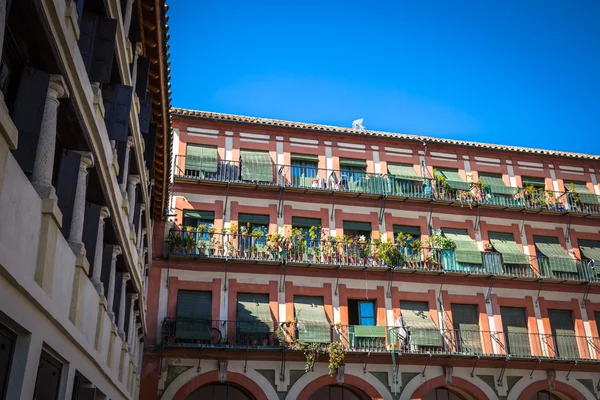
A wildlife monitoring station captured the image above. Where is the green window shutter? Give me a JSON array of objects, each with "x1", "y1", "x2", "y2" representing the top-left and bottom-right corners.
[
  {"x1": 387, "y1": 164, "x2": 421, "y2": 181},
  {"x1": 185, "y1": 145, "x2": 218, "y2": 173},
  {"x1": 548, "y1": 310, "x2": 578, "y2": 358},
  {"x1": 439, "y1": 169, "x2": 471, "y2": 191},
  {"x1": 352, "y1": 326, "x2": 386, "y2": 338},
  {"x1": 451, "y1": 304, "x2": 481, "y2": 354},
  {"x1": 175, "y1": 290, "x2": 212, "y2": 340},
  {"x1": 442, "y1": 229, "x2": 482, "y2": 264},
  {"x1": 401, "y1": 301, "x2": 442, "y2": 347},
  {"x1": 291, "y1": 154, "x2": 319, "y2": 162},
  {"x1": 240, "y1": 150, "x2": 273, "y2": 182},
  {"x1": 521, "y1": 177, "x2": 545, "y2": 188},
  {"x1": 479, "y1": 173, "x2": 518, "y2": 195},
  {"x1": 340, "y1": 158, "x2": 367, "y2": 168},
  {"x1": 294, "y1": 296, "x2": 330, "y2": 343},
  {"x1": 238, "y1": 214, "x2": 270, "y2": 225},
  {"x1": 343, "y1": 221, "x2": 372, "y2": 232},
  {"x1": 533, "y1": 236, "x2": 577, "y2": 273},
  {"x1": 393, "y1": 225, "x2": 421, "y2": 237},
  {"x1": 237, "y1": 293, "x2": 273, "y2": 333},
  {"x1": 292, "y1": 217, "x2": 321, "y2": 228},
  {"x1": 565, "y1": 181, "x2": 599, "y2": 205},
  {"x1": 488, "y1": 232, "x2": 530, "y2": 265},
  {"x1": 578, "y1": 240, "x2": 600, "y2": 262},
  {"x1": 500, "y1": 307, "x2": 530, "y2": 356},
  {"x1": 182, "y1": 210, "x2": 215, "y2": 220}
]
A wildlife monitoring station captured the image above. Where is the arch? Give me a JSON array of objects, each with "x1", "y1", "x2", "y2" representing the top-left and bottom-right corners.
[
  {"x1": 516, "y1": 381, "x2": 588, "y2": 400},
  {"x1": 297, "y1": 374, "x2": 384, "y2": 400},
  {"x1": 173, "y1": 371, "x2": 269, "y2": 400},
  {"x1": 185, "y1": 382, "x2": 255, "y2": 399},
  {"x1": 410, "y1": 376, "x2": 490, "y2": 400}
]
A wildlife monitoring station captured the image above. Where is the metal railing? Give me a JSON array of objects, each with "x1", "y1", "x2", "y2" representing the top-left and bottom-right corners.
[
  {"x1": 503, "y1": 332, "x2": 600, "y2": 360},
  {"x1": 162, "y1": 318, "x2": 281, "y2": 348}
]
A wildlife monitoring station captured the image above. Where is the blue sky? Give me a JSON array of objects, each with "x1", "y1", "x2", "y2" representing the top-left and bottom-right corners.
[{"x1": 168, "y1": 0, "x2": 600, "y2": 154}]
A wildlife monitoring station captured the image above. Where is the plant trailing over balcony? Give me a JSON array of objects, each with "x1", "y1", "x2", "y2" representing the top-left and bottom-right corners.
[
  {"x1": 167, "y1": 231, "x2": 183, "y2": 253},
  {"x1": 424, "y1": 230, "x2": 456, "y2": 250},
  {"x1": 376, "y1": 238, "x2": 403, "y2": 267}
]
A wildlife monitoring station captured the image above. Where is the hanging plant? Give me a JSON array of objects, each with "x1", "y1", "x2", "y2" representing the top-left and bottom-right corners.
[{"x1": 327, "y1": 341, "x2": 345, "y2": 375}]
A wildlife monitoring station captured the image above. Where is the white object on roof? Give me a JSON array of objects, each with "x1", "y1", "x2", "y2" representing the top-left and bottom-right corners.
[{"x1": 352, "y1": 118, "x2": 364, "y2": 130}]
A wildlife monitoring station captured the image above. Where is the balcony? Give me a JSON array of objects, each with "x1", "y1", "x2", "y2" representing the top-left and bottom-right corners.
[{"x1": 173, "y1": 156, "x2": 600, "y2": 216}]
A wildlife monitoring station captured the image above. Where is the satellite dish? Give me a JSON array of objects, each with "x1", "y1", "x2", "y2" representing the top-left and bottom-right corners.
[{"x1": 352, "y1": 118, "x2": 364, "y2": 130}]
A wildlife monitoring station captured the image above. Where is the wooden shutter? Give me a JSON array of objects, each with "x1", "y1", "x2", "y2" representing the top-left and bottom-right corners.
[
  {"x1": 500, "y1": 307, "x2": 530, "y2": 356},
  {"x1": 291, "y1": 217, "x2": 321, "y2": 228},
  {"x1": 175, "y1": 291, "x2": 213, "y2": 340},
  {"x1": 144, "y1": 123, "x2": 157, "y2": 174},
  {"x1": 82, "y1": 202, "x2": 101, "y2": 274},
  {"x1": 401, "y1": 301, "x2": 441, "y2": 347},
  {"x1": 103, "y1": 84, "x2": 133, "y2": 141},
  {"x1": 33, "y1": 351, "x2": 62, "y2": 400},
  {"x1": 10, "y1": 67, "x2": 50, "y2": 174},
  {"x1": 77, "y1": 11, "x2": 98, "y2": 74},
  {"x1": 451, "y1": 304, "x2": 481, "y2": 353},
  {"x1": 237, "y1": 293, "x2": 273, "y2": 333},
  {"x1": 138, "y1": 90, "x2": 152, "y2": 133},
  {"x1": 135, "y1": 57, "x2": 150, "y2": 97},
  {"x1": 238, "y1": 214, "x2": 269, "y2": 225},
  {"x1": 548, "y1": 309, "x2": 578, "y2": 358},
  {"x1": 89, "y1": 18, "x2": 117, "y2": 83},
  {"x1": 0, "y1": 328, "x2": 15, "y2": 398},
  {"x1": 294, "y1": 296, "x2": 330, "y2": 343},
  {"x1": 56, "y1": 150, "x2": 82, "y2": 239}
]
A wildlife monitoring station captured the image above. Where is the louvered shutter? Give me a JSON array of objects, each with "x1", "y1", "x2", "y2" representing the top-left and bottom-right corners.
[
  {"x1": 237, "y1": 293, "x2": 273, "y2": 334},
  {"x1": 401, "y1": 301, "x2": 442, "y2": 347},
  {"x1": 343, "y1": 221, "x2": 372, "y2": 232},
  {"x1": 240, "y1": 150, "x2": 273, "y2": 182},
  {"x1": 103, "y1": 84, "x2": 133, "y2": 141},
  {"x1": 89, "y1": 18, "x2": 117, "y2": 83},
  {"x1": 238, "y1": 214, "x2": 269, "y2": 225},
  {"x1": 135, "y1": 57, "x2": 150, "y2": 97},
  {"x1": 479, "y1": 173, "x2": 518, "y2": 195},
  {"x1": 451, "y1": 304, "x2": 481, "y2": 354},
  {"x1": 578, "y1": 240, "x2": 600, "y2": 275},
  {"x1": 387, "y1": 164, "x2": 421, "y2": 181},
  {"x1": 339, "y1": 158, "x2": 367, "y2": 168},
  {"x1": 488, "y1": 232, "x2": 530, "y2": 265},
  {"x1": 439, "y1": 169, "x2": 471, "y2": 191},
  {"x1": 78, "y1": 11, "x2": 98, "y2": 74},
  {"x1": 565, "y1": 181, "x2": 599, "y2": 205},
  {"x1": 443, "y1": 229, "x2": 482, "y2": 264},
  {"x1": 548, "y1": 310, "x2": 578, "y2": 358},
  {"x1": 291, "y1": 217, "x2": 321, "y2": 228},
  {"x1": 534, "y1": 236, "x2": 577, "y2": 273},
  {"x1": 176, "y1": 291, "x2": 213, "y2": 340},
  {"x1": 82, "y1": 202, "x2": 101, "y2": 273},
  {"x1": 138, "y1": 91, "x2": 152, "y2": 133},
  {"x1": 294, "y1": 296, "x2": 331, "y2": 343},
  {"x1": 10, "y1": 67, "x2": 50, "y2": 174},
  {"x1": 144, "y1": 123, "x2": 157, "y2": 174},
  {"x1": 56, "y1": 151, "x2": 82, "y2": 239},
  {"x1": 500, "y1": 307, "x2": 530, "y2": 356}
]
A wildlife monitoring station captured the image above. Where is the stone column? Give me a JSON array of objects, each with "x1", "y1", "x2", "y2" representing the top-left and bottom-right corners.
[
  {"x1": 131, "y1": 42, "x2": 143, "y2": 85},
  {"x1": 136, "y1": 205, "x2": 146, "y2": 251},
  {"x1": 127, "y1": 295, "x2": 138, "y2": 351},
  {"x1": 127, "y1": 175, "x2": 140, "y2": 225},
  {"x1": 138, "y1": 230, "x2": 147, "y2": 257},
  {"x1": 68, "y1": 153, "x2": 95, "y2": 255},
  {"x1": 117, "y1": 273, "x2": 131, "y2": 339},
  {"x1": 120, "y1": 136, "x2": 134, "y2": 192},
  {"x1": 123, "y1": 0, "x2": 136, "y2": 39},
  {"x1": 31, "y1": 75, "x2": 70, "y2": 198},
  {"x1": 106, "y1": 246, "x2": 122, "y2": 322},
  {"x1": 91, "y1": 207, "x2": 110, "y2": 294}
]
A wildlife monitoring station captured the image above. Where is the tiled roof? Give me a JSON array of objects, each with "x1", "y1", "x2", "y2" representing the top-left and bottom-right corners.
[{"x1": 171, "y1": 108, "x2": 600, "y2": 161}]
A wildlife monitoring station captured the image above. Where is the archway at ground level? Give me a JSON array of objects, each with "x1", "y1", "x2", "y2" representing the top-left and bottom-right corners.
[
  {"x1": 173, "y1": 371, "x2": 269, "y2": 400},
  {"x1": 309, "y1": 384, "x2": 370, "y2": 400},
  {"x1": 297, "y1": 375, "x2": 384, "y2": 400},
  {"x1": 517, "y1": 380, "x2": 588, "y2": 400},
  {"x1": 410, "y1": 376, "x2": 490, "y2": 400},
  {"x1": 185, "y1": 382, "x2": 255, "y2": 400}
]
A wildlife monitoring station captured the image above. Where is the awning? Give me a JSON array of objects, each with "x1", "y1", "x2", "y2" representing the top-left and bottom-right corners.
[
  {"x1": 479, "y1": 173, "x2": 518, "y2": 195},
  {"x1": 292, "y1": 217, "x2": 321, "y2": 228},
  {"x1": 240, "y1": 150, "x2": 273, "y2": 182},
  {"x1": 183, "y1": 210, "x2": 215, "y2": 220},
  {"x1": 393, "y1": 225, "x2": 421, "y2": 237},
  {"x1": 401, "y1": 301, "x2": 442, "y2": 347},
  {"x1": 343, "y1": 221, "x2": 372, "y2": 232},
  {"x1": 387, "y1": 164, "x2": 422, "y2": 181},
  {"x1": 291, "y1": 153, "x2": 319, "y2": 163},
  {"x1": 566, "y1": 181, "x2": 600, "y2": 205},
  {"x1": 534, "y1": 236, "x2": 577, "y2": 273},
  {"x1": 185, "y1": 145, "x2": 218, "y2": 173},
  {"x1": 521, "y1": 177, "x2": 545, "y2": 187},
  {"x1": 488, "y1": 232, "x2": 530, "y2": 265},
  {"x1": 439, "y1": 169, "x2": 471, "y2": 191},
  {"x1": 352, "y1": 326, "x2": 387, "y2": 338},
  {"x1": 578, "y1": 239, "x2": 600, "y2": 262},
  {"x1": 294, "y1": 296, "x2": 331, "y2": 343},
  {"x1": 442, "y1": 228, "x2": 482, "y2": 264},
  {"x1": 501, "y1": 307, "x2": 530, "y2": 356},
  {"x1": 237, "y1": 293, "x2": 273, "y2": 333},
  {"x1": 238, "y1": 213, "x2": 269, "y2": 225},
  {"x1": 339, "y1": 158, "x2": 367, "y2": 168}
]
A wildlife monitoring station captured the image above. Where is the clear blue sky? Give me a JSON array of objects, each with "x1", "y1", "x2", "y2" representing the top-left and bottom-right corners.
[{"x1": 168, "y1": 0, "x2": 600, "y2": 154}]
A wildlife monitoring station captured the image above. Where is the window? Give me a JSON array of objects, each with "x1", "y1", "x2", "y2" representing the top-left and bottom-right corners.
[
  {"x1": 564, "y1": 181, "x2": 599, "y2": 206},
  {"x1": 185, "y1": 145, "x2": 218, "y2": 178},
  {"x1": 236, "y1": 293, "x2": 272, "y2": 344},
  {"x1": 400, "y1": 301, "x2": 441, "y2": 349},
  {"x1": 442, "y1": 228, "x2": 482, "y2": 265},
  {"x1": 240, "y1": 150, "x2": 273, "y2": 183},
  {"x1": 423, "y1": 387, "x2": 463, "y2": 400},
  {"x1": 500, "y1": 307, "x2": 529, "y2": 356},
  {"x1": 291, "y1": 217, "x2": 321, "y2": 245},
  {"x1": 578, "y1": 239, "x2": 600, "y2": 263},
  {"x1": 548, "y1": 309, "x2": 578, "y2": 358},
  {"x1": 238, "y1": 213, "x2": 268, "y2": 245},
  {"x1": 291, "y1": 154, "x2": 318, "y2": 187},
  {"x1": 343, "y1": 221, "x2": 372, "y2": 240},
  {"x1": 182, "y1": 210, "x2": 215, "y2": 242},
  {"x1": 339, "y1": 158, "x2": 367, "y2": 190},
  {"x1": 488, "y1": 232, "x2": 530, "y2": 265},
  {"x1": 175, "y1": 290, "x2": 213, "y2": 341},
  {"x1": 293, "y1": 296, "x2": 330, "y2": 343},
  {"x1": 0, "y1": 326, "x2": 15, "y2": 399},
  {"x1": 34, "y1": 350, "x2": 62, "y2": 400},
  {"x1": 533, "y1": 236, "x2": 577, "y2": 276},
  {"x1": 450, "y1": 304, "x2": 480, "y2": 353},
  {"x1": 348, "y1": 300, "x2": 375, "y2": 326},
  {"x1": 521, "y1": 176, "x2": 545, "y2": 190},
  {"x1": 435, "y1": 168, "x2": 470, "y2": 191}
]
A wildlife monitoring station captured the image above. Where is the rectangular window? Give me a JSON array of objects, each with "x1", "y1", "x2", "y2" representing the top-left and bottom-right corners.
[
  {"x1": 450, "y1": 304, "x2": 481, "y2": 353},
  {"x1": 292, "y1": 217, "x2": 321, "y2": 245},
  {"x1": 564, "y1": 181, "x2": 599, "y2": 205},
  {"x1": 339, "y1": 158, "x2": 367, "y2": 190},
  {"x1": 533, "y1": 236, "x2": 577, "y2": 275},
  {"x1": 182, "y1": 210, "x2": 214, "y2": 242},
  {"x1": 236, "y1": 293, "x2": 272, "y2": 341},
  {"x1": 435, "y1": 168, "x2": 471, "y2": 191},
  {"x1": 0, "y1": 326, "x2": 15, "y2": 399},
  {"x1": 442, "y1": 228, "x2": 482, "y2": 265},
  {"x1": 240, "y1": 150, "x2": 273, "y2": 182},
  {"x1": 291, "y1": 154, "x2": 318, "y2": 187},
  {"x1": 175, "y1": 290, "x2": 213, "y2": 341},
  {"x1": 185, "y1": 145, "x2": 218, "y2": 177},
  {"x1": 478, "y1": 173, "x2": 517, "y2": 196},
  {"x1": 343, "y1": 221, "x2": 372, "y2": 240},
  {"x1": 578, "y1": 239, "x2": 600, "y2": 263},
  {"x1": 548, "y1": 309, "x2": 578, "y2": 358},
  {"x1": 34, "y1": 350, "x2": 62, "y2": 400},
  {"x1": 488, "y1": 232, "x2": 529, "y2": 265},
  {"x1": 294, "y1": 296, "x2": 330, "y2": 343},
  {"x1": 521, "y1": 176, "x2": 545, "y2": 190},
  {"x1": 500, "y1": 307, "x2": 529, "y2": 356},
  {"x1": 238, "y1": 214, "x2": 269, "y2": 245},
  {"x1": 400, "y1": 301, "x2": 442, "y2": 348}
]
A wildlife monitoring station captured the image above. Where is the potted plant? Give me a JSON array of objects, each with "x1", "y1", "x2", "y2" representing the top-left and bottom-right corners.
[
  {"x1": 251, "y1": 227, "x2": 265, "y2": 241},
  {"x1": 167, "y1": 231, "x2": 183, "y2": 254},
  {"x1": 433, "y1": 168, "x2": 448, "y2": 198},
  {"x1": 213, "y1": 238, "x2": 223, "y2": 256},
  {"x1": 183, "y1": 235, "x2": 196, "y2": 255},
  {"x1": 197, "y1": 239, "x2": 207, "y2": 256},
  {"x1": 197, "y1": 223, "x2": 208, "y2": 234},
  {"x1": 229, "y1": 223, "x2": 238, "y2": 239},
  {"x1": 208, "y1": 227, "x2": 217, "y2": 239}
]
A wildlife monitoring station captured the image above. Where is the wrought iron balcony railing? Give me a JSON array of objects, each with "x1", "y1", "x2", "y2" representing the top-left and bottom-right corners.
[{"x1": 173, "y1": 156, "x2": 600, "y2": 215}]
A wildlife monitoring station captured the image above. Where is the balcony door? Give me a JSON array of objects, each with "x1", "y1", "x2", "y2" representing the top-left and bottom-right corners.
[
  {"x1": 500, "y1": 306, "x2": 529, "y2": 356},
  {"x1": 548, "y1": 309, "x2": 578, "y2": 358},
  {"x1": 175, "y1": 290, "x2": 213, "y2": 342},
  {"x1": 451, "y1": 304, "x2": 481, "y2": 354},
  {"x1": 291, "y1": 154, "x2": 318, "y2": 187}
]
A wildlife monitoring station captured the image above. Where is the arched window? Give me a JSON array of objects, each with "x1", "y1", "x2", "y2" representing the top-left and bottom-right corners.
[
  {"x1": 185, "y1": 382, "x2": 255, "y2": 400},
  {"x1": 423, "y1": 387, "x2": 463, "y2": 400},
  {"x1": 309, "y1": 384, "x2": 370, "y2": 400}
]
